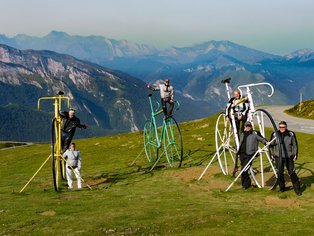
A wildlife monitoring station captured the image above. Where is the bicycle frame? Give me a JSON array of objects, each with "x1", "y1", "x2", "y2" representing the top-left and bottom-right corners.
[
  {"x1": 147, "y1": 94, "x2": 180, "y2": 148},
  {"x1": 200, "y1": 80, "x2": 276, "y2": 182},
  {"x1": 39, "y1": 94, "x2": 70, "y2": 191},
  {"x1": 237, "y1": 82, "x2": 274, "y2": 137},
  {"x1": 147, "y1": 94, "x2": 162, "y2": 148},
  {"x1": 222, "y1": 79, "x2": 240, "y2": 149},
  {"x1": 38, "y1": 95, "x2": 71, "y2": 157},
  {"x1": 20, "y1": 93, "x2": 70, "y2": 192},
  {"x1": 236, "y1": 83, "x2": 276, "y2": 187},
  {"x1": 143, "y1": 91, "x2": 183, "y2": 170}
]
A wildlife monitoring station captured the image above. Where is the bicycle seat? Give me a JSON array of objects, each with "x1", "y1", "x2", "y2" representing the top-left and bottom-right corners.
[
  {"x1": 221, "y1": 78, "x2": 231, "y2": 84},
  {"x1": 147, "y1": 93, "x2": 153, "y2": 97}
]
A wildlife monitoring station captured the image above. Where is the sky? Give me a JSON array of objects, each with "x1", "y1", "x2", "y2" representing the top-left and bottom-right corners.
[{"x1": 0, "y1": 0, "x2": 313, "y2": 55}]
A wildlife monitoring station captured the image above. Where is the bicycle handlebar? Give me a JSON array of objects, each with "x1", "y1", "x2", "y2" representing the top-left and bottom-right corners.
[
  {"x1": 38, "y1": 96, "x2": 70, "y2": 112},
  {"x1": 237, "y1": 82, "x2": 274, "y2": 97}
]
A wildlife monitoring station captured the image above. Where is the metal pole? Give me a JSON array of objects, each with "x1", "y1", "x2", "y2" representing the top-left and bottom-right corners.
[
  {"x1": 198, "y1": 152, "x2": 219, "y2": 180},
  {"x1": 225, "y1": 139, "x2": 275, "y2": 191},
  {"x1": 299, "y1": 92, "x2": 302, "y2": 112},
  {"x1": 129, "y1": 147, "x2": 145, "y2": 166},
  {"x1": 19, "y1": 155, "x2": 51, "y2": 193},
  {"x1": 225, "y1": 152, "x2": 258, "y2": 192},
  {"x1": 260, "y1": 153, "x2": 264, "y2": 188},
  {"x1": 150, "y1": 153, "x2": 162, "y2": 171}
]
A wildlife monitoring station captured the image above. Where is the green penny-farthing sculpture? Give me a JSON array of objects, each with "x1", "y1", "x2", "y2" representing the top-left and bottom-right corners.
[{"x1": 143, "y1": 93, "x2": 183, "y2": 170}]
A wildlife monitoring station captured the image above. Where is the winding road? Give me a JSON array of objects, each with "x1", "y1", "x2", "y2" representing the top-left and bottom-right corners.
[{"x1": 259, "y1": 105, "x2": 314, "y2": 134}]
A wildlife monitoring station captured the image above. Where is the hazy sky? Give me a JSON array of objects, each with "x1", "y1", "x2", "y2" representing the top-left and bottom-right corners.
[{"x1": 0, "y1": 0, "x2": 313, "y2": 55}]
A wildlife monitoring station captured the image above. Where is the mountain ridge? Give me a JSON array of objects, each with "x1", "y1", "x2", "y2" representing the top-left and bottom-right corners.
[
  {"x1": 0, "y1": 43, "x2": 150, "y2": 141},
  {"x1": 0, "y1": 43, "x2": 213, "y2": 141},
  {"x1": 1, "y1": 32, "x2": 314, "y2": 141}
]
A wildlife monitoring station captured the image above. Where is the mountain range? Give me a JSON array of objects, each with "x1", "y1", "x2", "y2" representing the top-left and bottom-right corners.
[
  {"x1": 0, "y1": 43, "x2": 210, "y2": 141},
  {"x1": 1, "y1": 31, "x2": 313, "y2": 104},
  {"x1": 0, "y1": 31, "x2": 314, "y2": 141}
]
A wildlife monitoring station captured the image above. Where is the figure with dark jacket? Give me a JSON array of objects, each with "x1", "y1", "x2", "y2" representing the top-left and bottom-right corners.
[
  {"x1": 226, "y1": 89, "x2": 249, "y2": 134},
  {"x1": 60, "y1": 109, "x2": 87, "y2": 152},
  {"x1": 270, "y1": 121, "x2": 301, "y2": 195},
  {"x1": 237, "y1": 121, "x2": 267, "y2": 189}
]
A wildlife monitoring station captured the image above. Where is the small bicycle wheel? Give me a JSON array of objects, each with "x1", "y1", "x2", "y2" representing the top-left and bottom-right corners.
[
  {"x1": 215, "y1": 112, "x2": 237, "y2": 175},
  {"x1": 143, "y1": 120, "x2": 158, "y2": 163},
  {"x1": 51, "y1": 118, "x2": 60, "y2": 191},
  {"x1": 162, "y1": 117, "x2": 183, "y2": 168},
  {"x1": 250, "y1": 109, "x2": 280, "y2": 188}
]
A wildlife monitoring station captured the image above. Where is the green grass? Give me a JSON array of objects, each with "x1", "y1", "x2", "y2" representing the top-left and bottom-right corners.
[
  {"x1": 1, "y1": 115, "x2": 314, "y2": 235},
  {"x1": 285, "y1": 100, "x2": 314, "y2": 120}
]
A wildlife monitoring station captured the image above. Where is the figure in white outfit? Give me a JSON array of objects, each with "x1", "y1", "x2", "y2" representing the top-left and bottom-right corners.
[
  {"x1": 146, "y1": 78, "x2": 175, "y2": 117},
  {"x1": 62, "y1": 143, "x2": 82, "y2": 189}
]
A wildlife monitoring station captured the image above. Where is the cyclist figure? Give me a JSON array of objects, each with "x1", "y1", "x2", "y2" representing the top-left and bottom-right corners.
[
  {"x1": 146, "y1": 78, "x2": 174, "y2": 117},
  {"x1": 62, "y1": 142, "x2": 82, "y2": 189},
  {"x1": 60, "y1": 109, "x2": 87, "y2": 153},
  {"x1": 226, "y1": 89, "x2": 249, "y2": 134}
]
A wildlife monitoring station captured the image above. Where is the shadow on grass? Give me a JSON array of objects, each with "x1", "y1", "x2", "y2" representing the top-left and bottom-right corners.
[
  {"x1": 296, "y1": 162, "x2": 314, "y2": 191},
  {"x1": 265, "y1": 162, "x2": 314, "y2": 193},
  {"x1": 86, "y1": 164, "x2": 156, "y2": 189},
  {"x1": 182, "y1": 148, "x2": 215, "y2": 167},
  {"x1": 86, "y1": 147, "x2": 216, "y2": 189}
]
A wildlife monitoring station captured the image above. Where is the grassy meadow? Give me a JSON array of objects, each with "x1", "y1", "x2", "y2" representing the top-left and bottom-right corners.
[{"x1": 1, "y1": 114, "x2": 314, "y2": 235}]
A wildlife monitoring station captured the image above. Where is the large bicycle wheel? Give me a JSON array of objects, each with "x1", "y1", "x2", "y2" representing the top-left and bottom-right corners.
[
  {"x1": 163, "y1": 117, "x2": 183, "y2": 168},
  {"x1": 143, "y1": 120, "x2": 158, "y2": 163},
  {"x1": 250, "y1": 109, "x2": 280, "y2": 188},
  {"x1": 215, "y1": 112, "x2": 237, "y2": 175},
  {"x1": 51, "y1": 118, "x2": 60, "y2": 191}
]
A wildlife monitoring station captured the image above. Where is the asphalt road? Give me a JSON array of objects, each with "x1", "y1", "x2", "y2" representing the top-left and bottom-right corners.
[
  {"x1": 259, "y1": 105, "x2": 314, "y2": 134},
  {"x1": 0, "y1": 142, "x2": 34, "y2": 150}
]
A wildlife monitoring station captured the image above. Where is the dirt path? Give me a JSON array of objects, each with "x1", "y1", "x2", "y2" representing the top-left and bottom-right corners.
[{"x1": 259, "y1": 105, "x2": 314, "y2": 134}]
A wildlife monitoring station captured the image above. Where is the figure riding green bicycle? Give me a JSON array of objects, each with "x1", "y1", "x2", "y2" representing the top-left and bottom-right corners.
[
  {"x1": 146, "y1": 78, "x2": 174, "y2": 117},
  {"x1": 144, "y1": 78, "x2": 183, "y2": 170}
]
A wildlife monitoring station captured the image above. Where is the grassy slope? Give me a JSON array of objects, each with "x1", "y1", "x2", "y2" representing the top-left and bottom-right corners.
[
  {"x1": 285, "y1": 100, "x2": 314, "y2": 120},
  {"x1": 1, "y1": 115, "x2": 314, "y2": 235}
]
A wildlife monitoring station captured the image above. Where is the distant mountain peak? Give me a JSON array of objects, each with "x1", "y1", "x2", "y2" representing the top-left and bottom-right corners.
[
  {"x1": 46, "y1": 30, "x2": 70, "y2": 37},
  {"x1": 158, "y1": 39, "x2": 278, "y2": 64},
  {"x1": 285, "y1": 48, "x2": 314, "y2": 60},
  {"x1": 204, "y1": 40, "x2": 233, "y2": 53},
  {"x1": 194, "y1": 40, "x2": 237, "y2": 49}
]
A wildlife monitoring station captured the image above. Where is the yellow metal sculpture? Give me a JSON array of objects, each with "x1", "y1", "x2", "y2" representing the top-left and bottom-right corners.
[{"x1": 20, "y1": 91, "x2": 91, "y2": 192}]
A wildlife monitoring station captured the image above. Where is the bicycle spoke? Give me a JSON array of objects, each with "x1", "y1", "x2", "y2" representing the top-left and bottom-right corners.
[
  {"x1": 143, "y1": 120, "x2": 158, "y2": 163},
  {"x1": 162, "y1": 117, "x2": 183, "y2": 168},
  {"x1": 215, "y1": 113, "x2": 236, "y2": 175}
]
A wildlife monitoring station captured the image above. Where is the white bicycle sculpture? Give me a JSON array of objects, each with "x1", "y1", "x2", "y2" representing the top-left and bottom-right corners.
[{"x1": 199, "y1": 78, "x2": 281, "y2": 191}]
